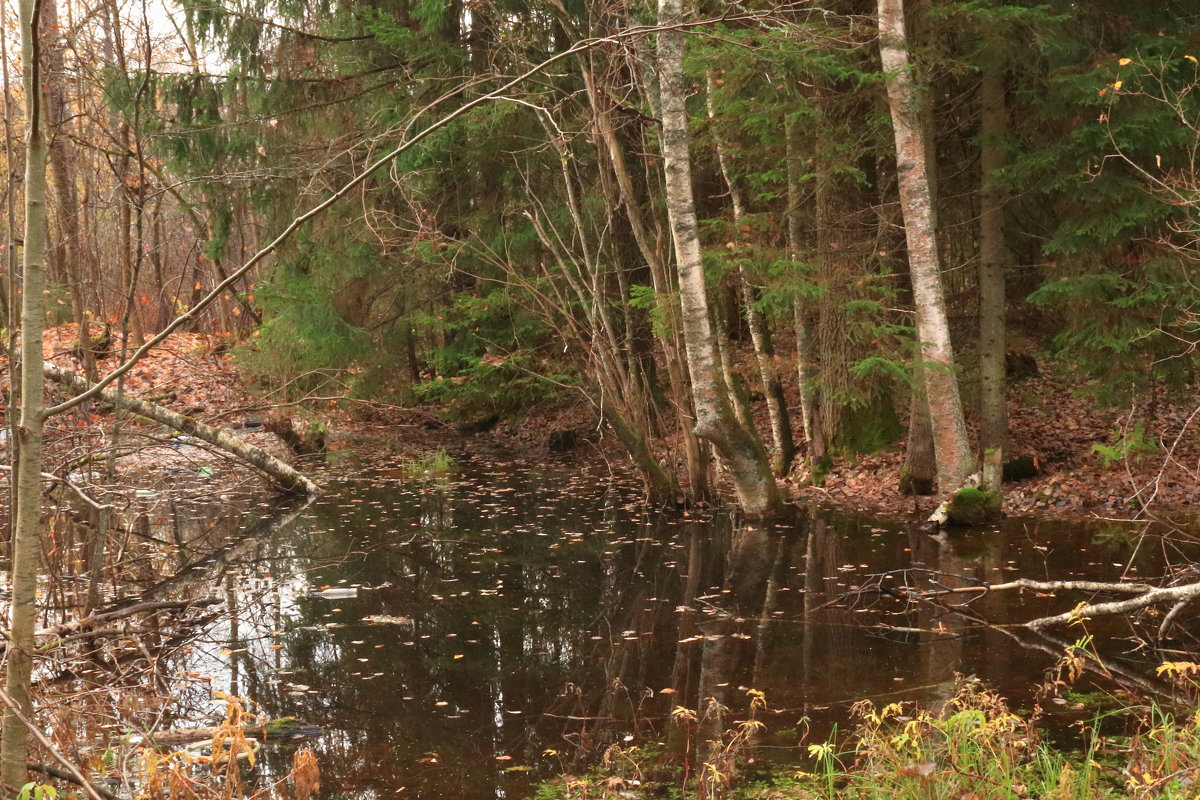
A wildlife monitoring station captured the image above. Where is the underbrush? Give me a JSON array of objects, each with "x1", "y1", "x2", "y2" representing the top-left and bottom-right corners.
[{"x1": 536, "y1": 675, "x2": 1200, "y2": 800}]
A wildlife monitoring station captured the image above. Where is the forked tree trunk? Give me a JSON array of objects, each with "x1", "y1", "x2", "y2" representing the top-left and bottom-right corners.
[
  {"x1": 978, "y1": 65, "x2": 1008, "y2": 497},
  {"x1": 2, "y1": 0, "x2": 49, "y2": 787},
  {"x1": 878, "y1": 0, "x2": 975, "y2": 493},
  {"x1": 656, "y1": 0, "x2": 778, "y2": 516}
]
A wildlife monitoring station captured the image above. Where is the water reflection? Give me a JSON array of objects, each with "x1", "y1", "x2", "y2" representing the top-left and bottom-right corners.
[{"x1": 93, "y1": 457, "x2": 1198, "y2": 800}]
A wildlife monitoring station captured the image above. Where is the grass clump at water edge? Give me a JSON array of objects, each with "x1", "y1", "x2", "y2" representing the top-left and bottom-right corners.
[{"x1": 535, "y1": 676, "x2": 1200, "y2": 800}]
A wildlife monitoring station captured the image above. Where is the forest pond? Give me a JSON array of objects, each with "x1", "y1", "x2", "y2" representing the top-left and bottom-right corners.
[{"x1": 96, "y1": 450, "x2": 1200, "y2": 800}]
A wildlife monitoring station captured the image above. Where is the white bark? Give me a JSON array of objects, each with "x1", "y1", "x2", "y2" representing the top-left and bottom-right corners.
[
  {"x1": 878, "y1": 0, "x2": 974, "y2": 493},
  {"x1": 656, "y1": 0, "x2": 778, "y2": 515}
]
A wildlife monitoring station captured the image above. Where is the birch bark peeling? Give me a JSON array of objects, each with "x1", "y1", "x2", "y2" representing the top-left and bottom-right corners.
[
  {"x1": 878, "y1": 0, "x2": 975, "y2": 493},
  {"x1": 44, "y1": 363, "x2": 319, "y2": 496},
  {"x1": 656, "y1": 0, "x2": 778, "y2": 516}
]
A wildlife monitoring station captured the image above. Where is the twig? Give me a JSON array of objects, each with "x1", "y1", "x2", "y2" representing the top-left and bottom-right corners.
[
  {"x1": 1025, "y1": 581, "x2": 1200, "y2": 630},
  {"x1": 0, "y1": 686, "x2": 108, "y2": 800},
  {"x1": 26, "y1": 763, "x2": 119, "y2": 800},
  {"x1": 0, "y1": 464, "x2": 114, "y2": 510},
  {"x1": 1157, "y1": 594, "x2": 1198, "y2": 641}
]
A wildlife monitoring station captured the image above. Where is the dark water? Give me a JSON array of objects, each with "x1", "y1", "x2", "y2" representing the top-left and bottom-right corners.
[{"x1": 137, "y1": 453, "x2": 1200, "y2": 799}]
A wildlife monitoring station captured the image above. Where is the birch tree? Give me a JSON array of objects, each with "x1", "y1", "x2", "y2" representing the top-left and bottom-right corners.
[
  {"x1": 656, "y1": 0, "x2": 779, "y2": 516},
  {"x1": 878, "y1": 0, "x2": 975, "y2": 495}
]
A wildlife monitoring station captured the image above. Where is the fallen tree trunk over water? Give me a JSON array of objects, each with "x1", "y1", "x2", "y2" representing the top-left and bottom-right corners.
[
  {"x1": 44, "y1": 363, "x2": 319, "y2": 496},
  {"x1": 1022, "y1": 580, "x2": 1200, "y2": 632}
]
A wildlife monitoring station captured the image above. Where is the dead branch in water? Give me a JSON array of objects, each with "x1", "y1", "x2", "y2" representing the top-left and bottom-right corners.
[{"x1": 842, "y1": 567, "x2": 1200, "y2": 635}]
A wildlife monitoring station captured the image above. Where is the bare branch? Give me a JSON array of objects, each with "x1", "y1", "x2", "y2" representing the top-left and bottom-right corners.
[
  {"x1": 1024, "y1": 581, "x2": 1200, "y2": 630},
  {"x1": 40, "y1": 7, "x2": 787, "y2": 420}
]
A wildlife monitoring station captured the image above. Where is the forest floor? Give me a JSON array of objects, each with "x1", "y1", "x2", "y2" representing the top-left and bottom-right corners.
[
  {"x1": 497, "y1": 349, "x2": 1200, "y2": 522},
  {"x1": 28, "y1": 324, "x2": 1200, "y2": 521},
  {"x1": 783, "y1": 363, "x2": 1200, "y2": 520}
]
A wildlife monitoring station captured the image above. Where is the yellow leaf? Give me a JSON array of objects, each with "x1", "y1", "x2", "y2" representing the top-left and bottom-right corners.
[
  {"x1": 1187, "y1": 55, "x2": 1199, "y2": 64},
  {"x1": 1118, "y1": 57, "x2": 1132, "y2": 65},
  {"x1": 1112, "y1": 80, "x2": 1123, "y2": 90}
]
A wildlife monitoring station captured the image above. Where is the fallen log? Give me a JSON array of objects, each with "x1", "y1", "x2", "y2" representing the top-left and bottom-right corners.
[
  {"x1": 146, "y1": 718, "x2": 321, "y2": 747},
  {"x1": 44, "y1": 363, "x2": 319, "y2": 496}
]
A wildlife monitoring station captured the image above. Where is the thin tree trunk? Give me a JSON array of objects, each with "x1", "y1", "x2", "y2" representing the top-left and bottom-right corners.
[
  {"x1": 0, "y1": 11, "x2": 11, "y2": 329},
  {"x1": 41, "y1": 0, "x2": 93, "y2": 377},
  {"x1": 2, "y1": 0, "x2": 21, "y2": 550},
  {"x1": 579, "y1": 59, "x2": 709, "y2": 500},
  {"x1": 978, "y1": 65, "x2": 1007, "y2": 496},
  {"x1": 656, "y1": 0, "x2": 778, "y2": 516},
  {"x1": 2, "y1": 0, "x2": 49, "y2": 786},
  {"x1": 785, "y1": 117, "x2": 824, "y2": 475},
  {"x1": 707, "y1": 73, "x2": 794, "y2": 475},
  {"x1": 878, "y1": 0, "x2": 975, "y2": 492}
]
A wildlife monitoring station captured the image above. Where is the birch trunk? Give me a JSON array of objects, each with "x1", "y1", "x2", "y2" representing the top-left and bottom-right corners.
[
  {"x1": 44, "y1": 363, "x2": 319, "y2": 496},
  {"x1": 878, "y1": 0, "x2": 975, "y2": 492},
  {"x1": 656, "y1": 0, "x2": 778, "y2": 516},
  {"x1": 978, "y1": 65, "x2": 1008, "y2": 497},
  {"x1": 2, "y1": 0, "x2": 49, "y2": 786}
]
